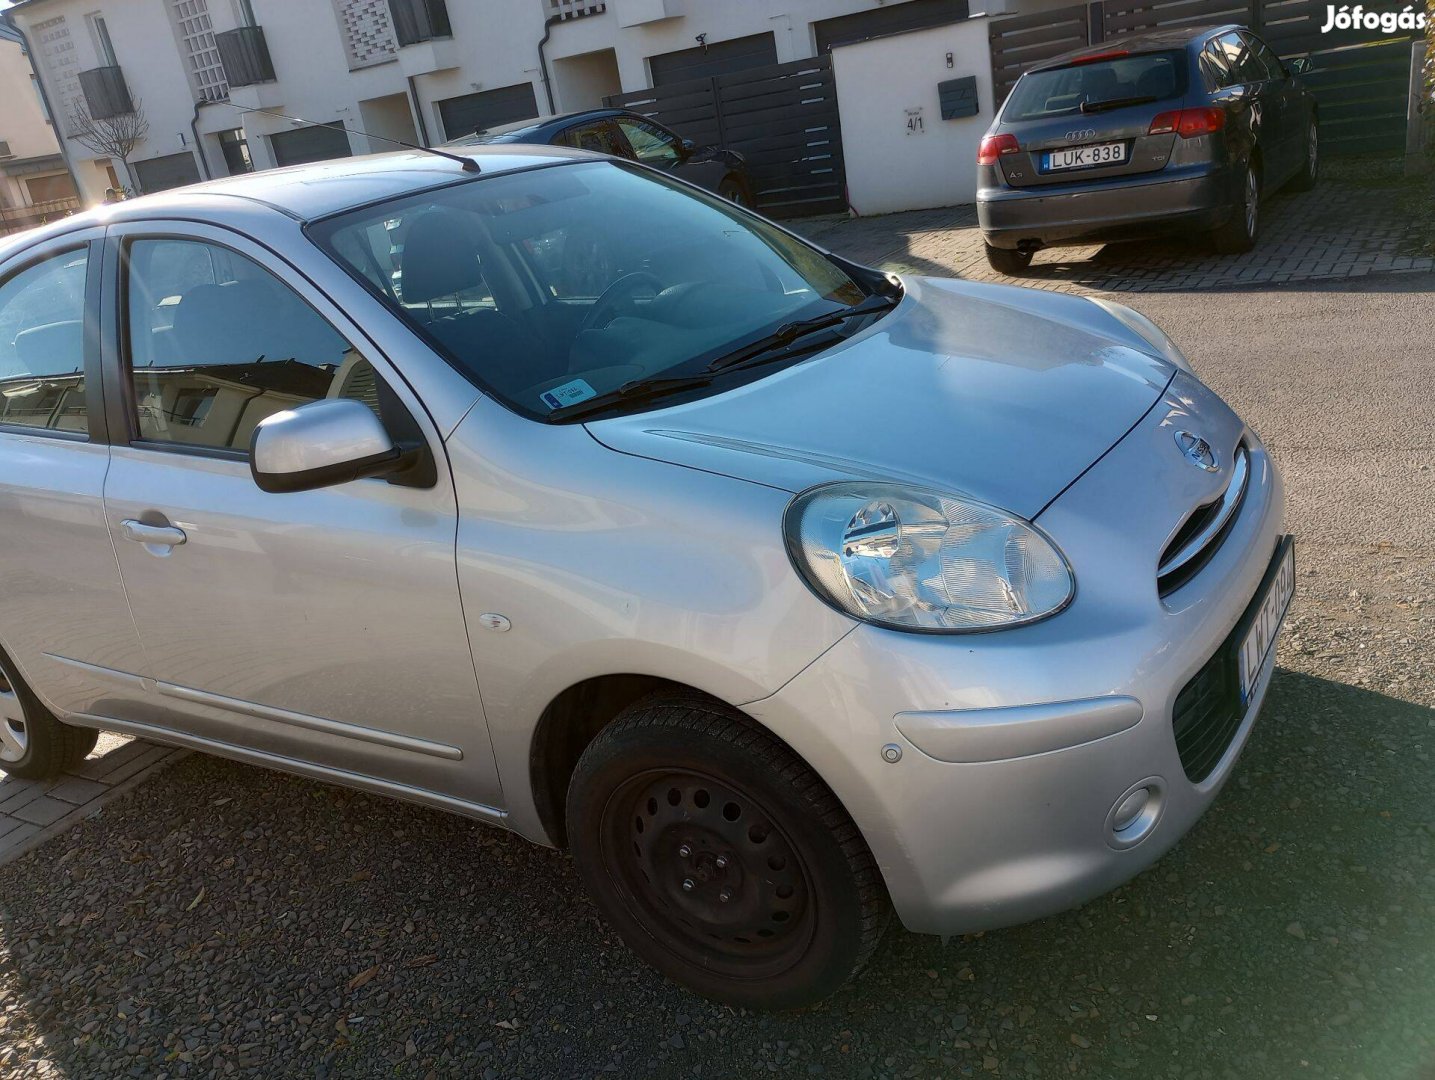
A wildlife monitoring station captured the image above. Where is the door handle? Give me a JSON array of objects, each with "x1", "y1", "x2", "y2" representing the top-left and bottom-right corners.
[{"x1": 121, "y1": 519, "x2": 187, "y2": 548}]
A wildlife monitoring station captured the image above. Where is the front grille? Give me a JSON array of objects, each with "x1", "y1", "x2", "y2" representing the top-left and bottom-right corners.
[
  {"x1": 1158, "y1": 444, "x2": 1250, "y2": 597},
  {"x1": 1171, "y1": 645, "x2": 1243, "y2": 783}
]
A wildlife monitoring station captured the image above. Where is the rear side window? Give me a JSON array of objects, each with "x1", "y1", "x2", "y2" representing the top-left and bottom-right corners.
[
  {"x1": 1002, "y1": 51, "x2": 1188, "y2": 122},
  {"x1": 122, "y1": 237, "x2": 388, "y2": 453},
  {"x1": 1201, "y1": 41, "x2": 1235, "y2": 90},
  {"x1": 0, "y1": 248, "x2": 89, "y2": 434},
  {"x1": 559, "y1": 121, "x2": 634, "y2": 159}
]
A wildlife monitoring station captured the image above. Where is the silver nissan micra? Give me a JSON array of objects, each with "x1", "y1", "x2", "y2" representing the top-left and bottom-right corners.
[{"x1": 0, "y1": 147, "x2": 1291, "y2": 1009}]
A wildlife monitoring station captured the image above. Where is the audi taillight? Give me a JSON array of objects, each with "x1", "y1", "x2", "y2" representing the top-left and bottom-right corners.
[
  {"x1": 978, "y1": 133, "x2": 1020, "y2": 165},
  {"x1": 1149, "y1": 107, "x2": 1225, "y2": 138}
]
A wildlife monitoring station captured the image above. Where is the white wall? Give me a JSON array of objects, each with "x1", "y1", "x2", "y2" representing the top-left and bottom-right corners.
[
  {"x1": 0, "y1": 32, "x2": 74, "y2": 209},
  {"x1": 833, "y1": 18, "x2": 996, "y2": 215},
  {"x1": 11, "y1": 0, "x2": 211, "y2": 201},
  {"x1": 0, "y1": 35, "x2": 60, "y2": 161},
  {"x1": 16, "y1": 0, "x2": 995, "y2": 202}
]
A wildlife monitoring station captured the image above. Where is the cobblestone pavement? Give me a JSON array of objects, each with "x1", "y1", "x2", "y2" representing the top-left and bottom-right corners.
[
  {"x1": 794, "y1": 177, "x2": 1433, "y2": 293},
  {"x1": 0, "y1": 736, "x2": 186, "y2": 868}
]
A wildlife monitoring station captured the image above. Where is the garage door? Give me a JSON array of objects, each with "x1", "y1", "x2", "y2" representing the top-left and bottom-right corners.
[
  {"x1": 436, "y1": 83, "x2": 539, "y2": 141},
  {"x1": 813, "y1": 0, "x2": 969, "y2": 53},
  {"x1": 131, "y1": 152, "x2": 202, "y2": 194},
  {"x1": 270, "y1": 123, "x2": 354, "y2": 167},
  {"x1": 647, "y1": 32, "x2": 778, "y2": 86}
]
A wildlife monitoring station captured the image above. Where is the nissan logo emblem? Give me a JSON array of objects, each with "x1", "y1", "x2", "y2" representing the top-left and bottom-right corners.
[{"x1": 1174, "y1": 430, "x2": 1219, "y2": 472}]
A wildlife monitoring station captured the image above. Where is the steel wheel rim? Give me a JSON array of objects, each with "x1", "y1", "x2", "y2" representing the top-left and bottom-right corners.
[
  {"x1": 600, "y1": 767, "x2": 816, "y2": 981},
  {"x1": 1244, "y1": 169, "x2": 1258, "y2": 237},
  {"x1": 0, "y1": 669, "x2": 28, "y2": 764}
]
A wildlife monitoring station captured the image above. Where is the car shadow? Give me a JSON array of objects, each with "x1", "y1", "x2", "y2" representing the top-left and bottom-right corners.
[{"x1": 0, "y1": 669, "x2": 1431, "y2": 1077}]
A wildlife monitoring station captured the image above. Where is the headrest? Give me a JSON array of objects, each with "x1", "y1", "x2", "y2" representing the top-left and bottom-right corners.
[
  {"x1": 1084, "y1": 68, "x2": 1121, "y2": 99},
  {"x1": 13, "y1": 320, "x2": 83, "y2": 377},
  {"x1": 166, "y1": 279, "x2": 345, "y2": 370},
  {"x1": 1136, "y1": 64, "x2": 1175, "y2": 100},
  {"x1": 399, "y1": 209, "x2": 487, "y2": 304}
]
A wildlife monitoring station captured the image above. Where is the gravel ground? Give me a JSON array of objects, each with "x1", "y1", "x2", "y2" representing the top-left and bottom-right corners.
[{"x1": 1, "y1": 272, "x2": 1431, "y2": 1079}]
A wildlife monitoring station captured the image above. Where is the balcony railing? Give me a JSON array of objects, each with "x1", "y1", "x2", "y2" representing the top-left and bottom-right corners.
[
  {"x1": 387, "y1": 0, "x2": 452, "y2": 46},
  {"x1": 78, "y1": 65, "x2": 134, "y2": 120},
  {"x1": 216, "y1": 25, "x2": 276, "y2": 88}
]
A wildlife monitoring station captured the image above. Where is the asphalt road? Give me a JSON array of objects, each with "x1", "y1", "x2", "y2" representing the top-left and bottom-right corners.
[{"x1": 0, "y1": 274, "x2": 1431, "y2": 1079}]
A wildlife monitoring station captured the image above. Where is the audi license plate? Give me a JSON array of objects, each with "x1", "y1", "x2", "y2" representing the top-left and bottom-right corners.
[
  {"x1": 1044, "y1": 142, "x2": 1127, "y2": 170},
  {"x1": 1237, "y1": 537, "x2": 1295, "y2": 705}
]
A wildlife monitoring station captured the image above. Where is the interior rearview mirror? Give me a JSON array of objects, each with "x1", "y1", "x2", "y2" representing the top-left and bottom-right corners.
[
  {"x1": 1287, "y1": 57, "x2": 1312, "y2": 75},
  {"x1": 250, "y1": 398, "x2": 409, "y2": 494}
]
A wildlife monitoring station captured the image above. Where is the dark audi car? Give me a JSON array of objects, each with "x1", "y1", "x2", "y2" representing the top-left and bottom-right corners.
[
  {"x1": 445, "y1": 108, "x2": 754, "y2": 206},
  {"x1": 977, "y1": 25, "x2": 1318, "y2": 273}
]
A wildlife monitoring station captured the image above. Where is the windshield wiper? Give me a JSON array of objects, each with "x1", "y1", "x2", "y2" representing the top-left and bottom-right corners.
[
  {"x1": 707, "y1": 293, "x2": 897, "y2": 375},
  {"x1": 544, "y1": 293, "x2": 898, "y2": 423},
  {"x1": 1080, "y1": 94, "x2": 1159, "y2": 114},
  {"x1": 543, "y1": 373, "x2": 716, "y2": 423}
]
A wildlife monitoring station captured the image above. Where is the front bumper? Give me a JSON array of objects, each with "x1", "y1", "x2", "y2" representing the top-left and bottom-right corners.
[
  {"x1": 977, "y1": 163, "x2": 1237, "y2": 250},
  {"x1": 747, "y1": 373, "x2": 1287, "y2": 935}
]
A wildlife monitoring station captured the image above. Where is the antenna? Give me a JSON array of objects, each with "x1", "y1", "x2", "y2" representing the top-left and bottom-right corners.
[{"x1": 215, "y1": 102, "x2": 480, "y2": 173}]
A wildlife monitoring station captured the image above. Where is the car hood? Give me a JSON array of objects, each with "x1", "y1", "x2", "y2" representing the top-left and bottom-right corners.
[{"x1": 586, "y1": 276, "x2": 1176, "y2": 519}]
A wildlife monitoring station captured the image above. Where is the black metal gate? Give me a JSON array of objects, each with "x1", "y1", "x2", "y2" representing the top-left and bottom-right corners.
[
  {"x1": 606, "y1": 54, "x2": 846, "y2": 217},
  {"x1": 988, "y1": 0, "x2": 1420, "y2": 157}
]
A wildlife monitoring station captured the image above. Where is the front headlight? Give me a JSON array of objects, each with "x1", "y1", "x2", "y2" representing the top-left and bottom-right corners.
[
  {"x1": 784, "y1": 482, "x2": 1074, "y2": 632},
  {"x1": 1086, "y1": 297, "x2": 1194, "y2": 375}
]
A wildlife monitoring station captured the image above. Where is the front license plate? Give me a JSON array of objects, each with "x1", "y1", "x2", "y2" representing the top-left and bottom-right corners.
[
  {"x1": 1043, "y1": 142, "x2": 1127, "y2": 170},
  {"x1": 1237, "y1": 537, "x2": 1295, "y2": 705}
]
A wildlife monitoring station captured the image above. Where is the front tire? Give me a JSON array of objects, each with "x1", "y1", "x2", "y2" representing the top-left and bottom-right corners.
[
  {"x1": 984, "y1": 243, "x2": 1033, "y2": 275},
  {"x1": 1211, "y1": 161, "x2": 1260, "y2": 254},
  {"x1": 0, "y1": 655, "x2": 96, "y2": 781},
  {"x1": 566, "y1": 693, "x2": 890, "y2": 1010}
]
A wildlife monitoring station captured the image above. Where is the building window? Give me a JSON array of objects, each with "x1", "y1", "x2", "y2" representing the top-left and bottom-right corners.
[
  {"x1": 218, "y1": 129, "x2": 254, "y2": 175},
  {"x1": 88, "y1": 14, "x2": 119, "y2": 66}
]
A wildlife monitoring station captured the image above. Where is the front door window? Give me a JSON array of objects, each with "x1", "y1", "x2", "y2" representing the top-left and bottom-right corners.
[
  {"x1": 615, "y1": 118, "x2": 682, "y2": 167},
  {"x1": 123, "y1": 237, "x2": 385, "y2": 452}
]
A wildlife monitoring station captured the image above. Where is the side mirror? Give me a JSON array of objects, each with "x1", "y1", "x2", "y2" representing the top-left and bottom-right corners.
[
  {"x1": 1287, "y1": 57, "x2": 1312, "y2": 76},
  {"x1": 250, "y1": 398, "x2": 408, "y2": 494},
  {"x1": 680, "y1": 137, "x2": 697, "y2": 155}
]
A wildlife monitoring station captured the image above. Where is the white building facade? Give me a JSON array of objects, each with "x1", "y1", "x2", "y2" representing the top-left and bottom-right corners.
[
  {"x1": 0, "y1": 14, "x2": 81, "y2": 232},
  {"x1": 8, "y1": 0, "x2": 973, "y2": 204}
]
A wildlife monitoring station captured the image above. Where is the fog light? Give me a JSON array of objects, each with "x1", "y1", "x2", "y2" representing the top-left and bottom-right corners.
[
  {"x1": 1105, "y1": 777, "x2": 1165, "y2": 850},
  {"x1": 1112, "y1": 788, "x2": 1150, "y2": 832}
]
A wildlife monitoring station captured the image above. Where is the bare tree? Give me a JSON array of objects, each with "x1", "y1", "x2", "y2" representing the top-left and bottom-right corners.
[{"x1": 68, "y1": 97, "x2": 149, "y2": 192}]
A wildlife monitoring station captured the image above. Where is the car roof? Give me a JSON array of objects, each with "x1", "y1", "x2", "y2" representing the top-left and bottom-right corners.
[
  {"x1": 443, "y1": 107, "x2": 636, "y2": 146},
  {"x1": 1031, "y1": 23, "x2": 1246, "y2": 72},
  {"x1": 0, "y1": 144, "x2": 601, "y2": 258}
]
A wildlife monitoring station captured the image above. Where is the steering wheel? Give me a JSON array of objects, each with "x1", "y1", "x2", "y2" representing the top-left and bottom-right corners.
[{"x1": 579, "y1": 272, "x2": 664, "y2": 333}]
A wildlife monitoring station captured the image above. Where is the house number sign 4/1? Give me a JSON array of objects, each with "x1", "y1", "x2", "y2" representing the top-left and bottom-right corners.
[{"x1": 906, "y1": 107, "x2": 925, "y2": 135}]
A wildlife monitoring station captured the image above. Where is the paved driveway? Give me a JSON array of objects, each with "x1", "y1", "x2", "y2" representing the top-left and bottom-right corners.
[
  {"x1": 799, "y1": 172, "x2": 1433, "y2": 294},
  {"x1": 0, "y1": 222, "x2": 1431, "y2": 1076}
]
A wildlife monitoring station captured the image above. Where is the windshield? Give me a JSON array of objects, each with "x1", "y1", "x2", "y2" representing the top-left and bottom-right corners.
[
  {"x1": 1002, "y1": 51, "x2": 1187, "y2": 122},
  {"x1": 310, "y1": 161, "x2": 872, "y2": 420}
]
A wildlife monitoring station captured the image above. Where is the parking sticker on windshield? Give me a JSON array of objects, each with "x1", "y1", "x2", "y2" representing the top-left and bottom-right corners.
[{"x1": 541, "y1": 379, "x2": 597, "y2": 410}]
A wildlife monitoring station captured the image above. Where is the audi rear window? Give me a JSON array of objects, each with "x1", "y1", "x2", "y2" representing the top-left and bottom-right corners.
[{"x1": 1002, "y1": 51, "x2": 1189, "y2": 122}]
